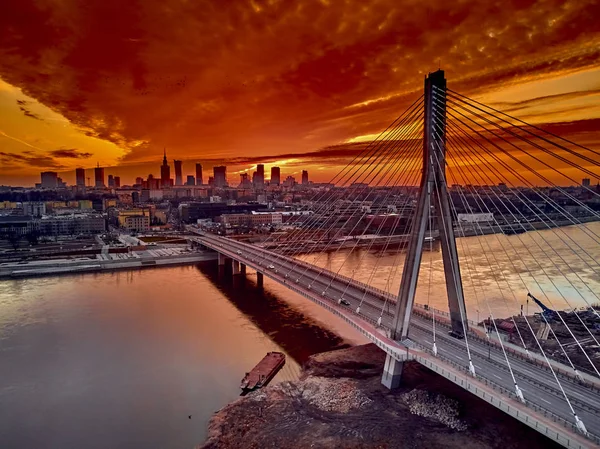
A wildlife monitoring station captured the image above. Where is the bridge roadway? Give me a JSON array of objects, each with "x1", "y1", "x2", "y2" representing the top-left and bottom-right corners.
[{"x1": 192, "y1": 232, "x2": 600, "y2": 445}]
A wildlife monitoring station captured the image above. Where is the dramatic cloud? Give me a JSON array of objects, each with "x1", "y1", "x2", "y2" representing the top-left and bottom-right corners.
[
  {"x1": 16, "y1": 99, "x2": 43, "y2": 120},
  {"x1": 0, "y1": 0, "x2": 599, "y2": 185},
  {"x1": 50, "y1": 148, "x2": 93, "y2": 159},
  {"x1": 0, "y1": 151, "x2": 64, "y2": 169}
]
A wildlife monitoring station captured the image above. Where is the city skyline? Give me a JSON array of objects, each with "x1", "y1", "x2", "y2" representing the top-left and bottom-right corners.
[{"x1": 0, "y1": 1, "x2": 599, "y2": 186}]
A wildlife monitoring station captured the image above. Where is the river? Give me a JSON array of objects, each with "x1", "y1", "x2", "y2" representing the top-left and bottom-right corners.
[
  {"x1": 1, "y1": 222, "x2": 599, "y2": 448},
  {"x1": 0, "y1": 264, "x2": 364, "y2": 449}
]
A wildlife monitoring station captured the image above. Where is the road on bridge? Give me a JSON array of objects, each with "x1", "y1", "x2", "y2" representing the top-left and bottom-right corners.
[{"x1": 194, "y1": 232, "x2": 600, "y2": 443}]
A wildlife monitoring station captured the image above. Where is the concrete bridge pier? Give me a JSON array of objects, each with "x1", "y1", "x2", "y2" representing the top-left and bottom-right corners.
[
  {"x1": 257, "y1": 272, "x2": 264, "y2": 288},
  {"x1": 232, "y1": 260, "x2": 240, "y2": 275},
  {"x1": 381, "y1": 354, "x2": 403, "y2": 389},
  {"x1": 218, "y1": 252, "x2": 227, "y2": 266},
  {"x1": 240, "y1": 263, "x2": 246, "y2": 275}
]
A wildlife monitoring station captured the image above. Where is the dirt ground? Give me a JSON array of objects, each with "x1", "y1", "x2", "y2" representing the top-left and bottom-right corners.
[{"x1": 198, "y1": 344, "x2": 561, "y2": 449}]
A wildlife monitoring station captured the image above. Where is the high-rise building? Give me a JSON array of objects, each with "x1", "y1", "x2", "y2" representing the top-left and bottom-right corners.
[
  {"x1": 186, "y1": 175, "x2": 195, "y2": 186},
  {"x1": 302, "y1": 170, "x2": 309, "y2": 185},
  {"x1": 40, "y1": 171, "x2": 58, "y2": 189},
  {"x1": 270, "y1": 166, "x2": 280, "y2": 186},
  {"x1": 213, "y1": 166, "x2": 227, "y2": 187},
  {"x1": 75, "y1": 168, "x2": 86, "y2": 188},
  {"x1": 94, "y1": 164, "x2": 105, "y2": 188},
  {"x1": 196, "y1": 163, "x2": 203, "y2": 185},
  {"x1": 114, "y1": 176, "x2": 121, "y2": 188},
  {"x1": 160, "y1": 148, "x2": 171, "y2": 188},
  {"x1": 174, "y1": 160, "x2": 183, "y2": 186},
  {"x1": 108, "y1": 174, "x2": 115, "y2": 188},
  {"x1": 135, "y1": 177, "x2": 144, "y2": 186},
  {"x1": 254, "y1": 164, "x2": 265, "y2": 187},
  {"x1": 582, "y1": 178, "x2": 591, "y2": 187},
  {"x1": 208, "y1": 176, "x2": 214, "y2": 187}
]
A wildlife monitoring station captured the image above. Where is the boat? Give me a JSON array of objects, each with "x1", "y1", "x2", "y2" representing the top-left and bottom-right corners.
[{"x1": 240, "y1": 352, "x2": 285, "y2": 393}]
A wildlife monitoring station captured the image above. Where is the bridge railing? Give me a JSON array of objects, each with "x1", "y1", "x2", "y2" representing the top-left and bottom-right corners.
[
  {"x1": 199, "y1": 234, "x2": 599, "y2": 389},
  {"x1": 412, "y1": 341, "x2": 600, "y2": 446}
]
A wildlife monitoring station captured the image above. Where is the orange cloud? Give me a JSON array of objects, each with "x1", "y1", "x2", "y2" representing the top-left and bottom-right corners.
[{"x1": 0, "y1": 0, "x2": 599, "y2": 185}]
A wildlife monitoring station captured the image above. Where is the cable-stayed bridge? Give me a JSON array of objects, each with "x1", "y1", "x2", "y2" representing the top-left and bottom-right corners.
[{"x1": 190, "y1": 70, "x2": 600, "y2": 448}]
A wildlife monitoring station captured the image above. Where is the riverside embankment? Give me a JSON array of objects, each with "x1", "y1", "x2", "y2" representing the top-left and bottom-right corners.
[
  {"x1": 199, "y1": 344, "x2": 561, "y2": 449},
  {"x1": 0, "y1": 247, "x2": 216, "y2": 278}
]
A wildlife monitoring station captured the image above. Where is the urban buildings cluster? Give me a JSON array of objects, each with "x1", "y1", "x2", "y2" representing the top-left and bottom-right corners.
[{"x1": 38, "y1": 149, "x2": 310, "y2": 192}]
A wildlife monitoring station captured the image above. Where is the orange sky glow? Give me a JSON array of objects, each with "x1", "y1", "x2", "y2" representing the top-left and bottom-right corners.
[{"x1": 0, "y1": 0, "x2": 599, "y2": 187}]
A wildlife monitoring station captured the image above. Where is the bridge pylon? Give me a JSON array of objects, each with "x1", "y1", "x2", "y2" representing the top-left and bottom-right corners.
[{"x1": 391, "y1": 70, "x2": 469, "y2": 340}]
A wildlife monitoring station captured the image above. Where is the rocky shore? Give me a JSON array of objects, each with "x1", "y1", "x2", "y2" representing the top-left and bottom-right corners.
[{"x1": 198, "y1": 344, "x2": 560, "y2": 449}]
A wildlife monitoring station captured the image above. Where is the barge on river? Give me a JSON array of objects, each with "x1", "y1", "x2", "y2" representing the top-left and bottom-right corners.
[{"x1": 240, "y1": 352, "x2": 285, "y2": 393}]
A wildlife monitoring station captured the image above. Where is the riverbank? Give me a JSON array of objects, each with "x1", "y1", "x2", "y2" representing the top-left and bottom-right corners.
[
  {"x1": 0, "y1": 248, "x2": 216, "y2": 279},
  {"x1": 199, "y1": 344, "x2": 560, "y2": 449}
]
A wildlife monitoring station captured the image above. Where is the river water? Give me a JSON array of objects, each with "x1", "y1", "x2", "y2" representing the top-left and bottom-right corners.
[
  {"x1": 1, "y1": 222, "x2": 599, "y2": 448},
  {"x1": 299, "y1": 222, "x2": 600, "y2": 320},
  {"x1": 0, "y1": 264, "x2": 363, "y2": 449}
]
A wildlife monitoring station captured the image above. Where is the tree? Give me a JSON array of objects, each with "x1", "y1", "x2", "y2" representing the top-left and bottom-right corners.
[
  {"x1": 25, "y1": 230, "x2": 40, "y2": 246},
  {"x1": 6, "y1": 229, "x2": 21, "y2": 250}
]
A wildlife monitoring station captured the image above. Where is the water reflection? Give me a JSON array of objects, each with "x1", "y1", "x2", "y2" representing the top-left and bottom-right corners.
[{"x1": 196, "y1": 263, "x2": 349, "y2": 365}]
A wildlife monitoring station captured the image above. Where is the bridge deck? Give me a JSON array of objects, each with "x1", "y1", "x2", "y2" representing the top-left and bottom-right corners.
[{"x1": 193, "y1": 232, "x2": 600, "y2": 447}]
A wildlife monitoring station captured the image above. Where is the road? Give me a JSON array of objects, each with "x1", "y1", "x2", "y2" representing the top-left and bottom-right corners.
[{"x1": 193, "y1": 232, "x2": 600, "y2": 443}]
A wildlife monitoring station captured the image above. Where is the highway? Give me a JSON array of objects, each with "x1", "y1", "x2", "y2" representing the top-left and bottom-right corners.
[{"x1": 193, "y1": 232, "x2": 600, "y2": 443}]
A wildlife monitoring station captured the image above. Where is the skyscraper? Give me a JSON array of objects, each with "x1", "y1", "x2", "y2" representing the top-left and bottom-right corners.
[
  {"x1": 41, "y1": 171, "x2": 58, "y2": 189},
  {"x1": 174, "y1": 160, "x2": 183, "y2": 186},
  {"x1": 94, "y1": 164, "x2": 105, "y2": 188},
  {"x1": 255, "y1": 164, "x2": 265, "y2": 187},
  {"x1": 196, "y1": 163, "x2": 203, "y2": 185},
  {"x1": 302, "y1": 170, "x2": 309, "y2": 185},
  {"x1": 160, "y1": 148, "x2": 171, "y2": 188},
  {"x1": 186, "y1": 175, "x2": 195, "y2": 186},
  {"x1": 75, "y1": 168, "x2": 86, "y2": 188},
  {"x1": 582, "y1": 178, "x2": 591, "y2": 187},
  {"x1": 213, "y1": 166, "x2": 227, "y2": 187},
  {"x1": 114, "y1": 176, "x2": 121, "y2": 188},
  {"x1": 108, "y1": 174, "x2": 115, "y2": 188},
  {"x1": 270, "y1": 166, "x2": 280, "y2": 186}
]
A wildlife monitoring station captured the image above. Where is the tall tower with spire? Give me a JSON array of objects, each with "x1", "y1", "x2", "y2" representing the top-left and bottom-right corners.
[{"x1": 160, "y1": 148, "x2": 171, "y2": 188}]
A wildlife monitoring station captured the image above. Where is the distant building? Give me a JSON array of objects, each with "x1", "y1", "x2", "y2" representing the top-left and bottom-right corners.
[
  {"x1": 196, "y1": 163, "x2": 203, "y2": 185},
  {"x1": 94, "y1": 165, "x2": 105, "y2": 188},
  {"x1": 75, "y1": 168, "x2": 86, "y2": 188},
  {"x1": 135, "y1": 177, "x2": 144, "y2": 186},
  {"x1": 270, "y1": 166, "x2": 280, "y2": 186},
  {"x1": 40, "y1": 171, "x2": 58, "y2": 189},
  {"x1": 161, "y1": 148, "x2": 171, "y2": 188},
  {"x1": 582, "y1": 178, "x2": 591, "y2": 187},
  {"x1": 38, "y1": 214, "x2": 106, "y2": 235},
  {"x1": 208, "y1": 176, "x2": 214, "y2": 187},
  {"x1": 108, "y1": 174, "x2": 115, "y2": 188},
  {"x1": 302, "y1": 170, "x2": 308, "y2": 185},
  {"x1": 23, "y1": 202, "x2": 46, "y2": 217},
  {"x1": 178, "y1": 202, "x2": 266, "y2": 223},
  {"x1": 114, "y1": 176, "x2": 121, "y2": 188},
  {"x1": 254, "y1": 164, "x2": 265, "y2": 187},
  {"x1": 219, "y1": 213, "x2": 282, "y2": 227},
  {"x1": 174, "y1": 160, "x2": 183, "y2": 186},
  {"x1": 239, "y1": 173, "x2": 252, "y2": 188},
  {"x1": 283, "y1": 175, "x2": 296, "y2": 188},
  {"x1": 213, "y1": 166, "x2": 228, "y2": 187},
  {"x1": 186, "y1": 175, "x2": 195, "y2": 186}
]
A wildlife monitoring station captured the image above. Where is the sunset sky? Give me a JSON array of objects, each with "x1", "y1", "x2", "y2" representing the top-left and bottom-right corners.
[{"x1": 1, "y1": 0, "x2": 599, "y2": 186}]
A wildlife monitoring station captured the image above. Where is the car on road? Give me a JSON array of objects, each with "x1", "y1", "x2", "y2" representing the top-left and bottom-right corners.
[
  {"x1": 448, "y1": 330, "x2": 464, "y2": 340},
  {"x1": 236, "y1": 250, "x2": 242, "y2": 255},
  {"x1": 340, "y1": 299, "x2": 351, "y2": 306},
  {"x1": 267, "y1": 265, "x2": 275, "y2": 269}
]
